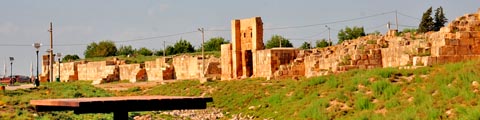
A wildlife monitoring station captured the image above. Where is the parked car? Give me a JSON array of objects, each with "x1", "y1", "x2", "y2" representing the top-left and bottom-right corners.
[{"x1": 0, "y1": 75, "x2": 31, "y2": 84}]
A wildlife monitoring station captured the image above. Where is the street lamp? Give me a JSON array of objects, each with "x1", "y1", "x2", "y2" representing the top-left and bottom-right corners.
[
  {"x1": 9, "y1": 57, "x2": 14, "y2": 85},
  {"x1": 325, "y1": 25, "x2": 331, "y2": 46},
  {"x1": 33, "y1": 43, "x2": 41, "y2": 87},
  {"x1": 56, "y1": 53, "x2": 61, "y2": 82}
]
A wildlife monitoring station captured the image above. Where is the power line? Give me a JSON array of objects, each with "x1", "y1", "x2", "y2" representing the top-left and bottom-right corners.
[
  {"x1": 0, "y1": 31, "x2": 197, "y2": 47},
  {"x1": 115, "y1": 31, "x2": 197, "y2": 43},
  {"x1": 205, "y1": 29, "x2": 229, "y2": 32},
  {"x1": 397, "y1": 12, "x2": 421, "y2": 21},
  {"x1": 264, "y1": 11, "x2": 396, "y2": 30}
]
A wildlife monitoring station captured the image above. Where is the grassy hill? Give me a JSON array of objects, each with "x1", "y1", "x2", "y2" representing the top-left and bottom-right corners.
[{"x1": 2, "y1": 59, "x2": 480, "y2": 119}]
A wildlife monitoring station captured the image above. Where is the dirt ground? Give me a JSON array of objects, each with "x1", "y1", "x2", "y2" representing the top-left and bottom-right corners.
[
  {"x1": 4, "y1": 84, "x2": 35, "y2": 90},
  {"x1": 94, "y1": 80, "x2": 177, "y2": 91}
]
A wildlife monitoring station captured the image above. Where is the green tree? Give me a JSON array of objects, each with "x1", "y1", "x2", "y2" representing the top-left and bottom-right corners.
[
  {"x1": 84, "y1": 40, "x2": 117, "y2": 58},
  {"x1": 62, "y1": 54, "x2": 80, "y2": 62},
  {"x1": 165, "y1": 45, "x2": 175, "y2": 55},
  {"x1": 337, "y1": 26, "x2": 365, "y2": 43},
  {"x1": 136, "y1": 47, "x2": 153, "y2": 56},
  {"x1": 173, "y1": 39, "x2": 195, "y2": 54},
  {"x1": 418, "y1": 7, "x2": 435, "y2": 33},
  {"x1": 315, "y1": 39, "x2": 330, "y2": 48},
  {"x1": 116, "y1": 45, "x2": 135, "y2": 56},
  {"x1": 154, "y1": 50, "x2": 164, "y2": 56},
  {"x1": 433, "y1": 6, "x2": 448, "y2": 31},
  {"x1": 204, "y1": 37, "x2": 229, "y2": 51},
  {"x1": 265, "y1": 35, "x2": 293, "y2": 49},
  {"x1": 299, "y1": 42, "x2": 312, "y2": 49}
]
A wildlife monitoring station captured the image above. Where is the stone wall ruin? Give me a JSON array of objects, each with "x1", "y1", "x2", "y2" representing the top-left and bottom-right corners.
[{"x1": 41, "y1": 9, "x2": 480, "y2": 83}]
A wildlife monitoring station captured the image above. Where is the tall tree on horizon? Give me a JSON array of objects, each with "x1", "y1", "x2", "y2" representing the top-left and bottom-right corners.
[
  {"x1": 337, "y1": 26, "x2": 365, "y2": 44},
  {"x1": 433, "y1": 6, "x2": 448, "y2": 31},
  {"x1": 299, "y1": 42, "x2": 312, "y2": 49},
  {"x1": 265, "y1": 35, "x2": 293, "y2": 48},
  {"x1": 418, "y1": 7, "x2": 435, "y2": 33}
]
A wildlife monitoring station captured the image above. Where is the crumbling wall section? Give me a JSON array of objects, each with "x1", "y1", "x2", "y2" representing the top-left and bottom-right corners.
[
  {"x1": 221, "y1": 44, "x2": 233, "y2": 80},
  {"x1": 52, "y1": 62, "x2": 79, "y2": 82},
  {"x1": 77, "y1": 61, "x2": 118, "y2": 82},
  {"x1": 428, "y1": 10, "x2": 480, "y2": 65},
  {"x1": 173, "y1": 55, "x2": 202, "y2": 80},
  {"x1": 254, "y1": 48, "x2": 299, "y2": 78},
  {"x1": 144, "y1": 57, "x2": 174, "y2": 81},
  {"x1": 119, "y1": 64, "x2": 146, "y2": 82}
]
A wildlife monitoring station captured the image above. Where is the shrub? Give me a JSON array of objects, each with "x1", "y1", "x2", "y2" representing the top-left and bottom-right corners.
[
  {"x1": 355, "y1": 96, "x2": 373, "y2": 110},
  {"x1": 306, "y1": 77, "x2": 327, "y2": 86}
]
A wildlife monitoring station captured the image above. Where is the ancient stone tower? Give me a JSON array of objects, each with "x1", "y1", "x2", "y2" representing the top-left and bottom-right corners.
[{"x1": 221, "y1": 17, "x2": 264, "y2": 80}]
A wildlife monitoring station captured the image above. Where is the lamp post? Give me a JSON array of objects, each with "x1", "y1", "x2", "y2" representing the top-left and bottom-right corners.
[
  {"x1": 33, "y1": 43, "x2": 41, "y2": 87},
  {"x1": 325, "y1": 25, "x2": 331, "y2": 46},
  {"x1": 56, "y1": 53, "x2": 61, "y2": 82},
  {"x1": 9, "y1": 57, "x2": 14, "y2": 85}
]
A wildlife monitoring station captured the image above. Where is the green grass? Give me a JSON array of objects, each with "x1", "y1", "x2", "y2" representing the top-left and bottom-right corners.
[
  {"x1": 3, "y1": 59, "x2": 480, "y2": 119},
  {"x1": 0, "y1": 81, "x2": 113, "y2": 119}
]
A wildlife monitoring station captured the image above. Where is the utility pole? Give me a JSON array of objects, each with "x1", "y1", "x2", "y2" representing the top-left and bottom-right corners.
[
  {"x1": 395, "y1": 10, "x2": 399, "y2": 30},
  {"x1": 198, "y1": 28, "x2": 205, "y2": 78},
  {"x1": 48, "y1": 22, "x2": 54, "y2": 82},
  {"x1": 163, "y1": 40, "x2": 166, "y2": 57},
  {"x1": 325, "y1": 25, "x2": 331, "y2": 46},
  {"x1": 279, "y1": 36, "x2": 282, "y2": 48}
]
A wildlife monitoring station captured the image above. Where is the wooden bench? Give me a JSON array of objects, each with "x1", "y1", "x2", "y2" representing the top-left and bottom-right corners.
[{"x1": 30, "y1": 95, "x2": 213, "y2": 120}]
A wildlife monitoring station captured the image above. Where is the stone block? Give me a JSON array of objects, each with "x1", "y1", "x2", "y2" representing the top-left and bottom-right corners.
[
  {"x1": 457, "y1": 32, "x2": 471, "y2": 39},
  {"x1": 473, "y1": 38, "x2": 480, "y2": 45},
  {"x1": 459, "y1": 38, "x2": 474, "y2": 45},
  {"x1": 361, "y1": 54, "x2": 368, "y2": 60},
  {"x1": 472, "y1": 45, "x2": 480, "y2": 54},
  {"x1": 352, "y1": 54, "x2": 361, "y2": 60},
  {"x1": 470, "y1": 31, "x2": 480, "y2": 38},
  {"x1": 367, "y1": 65, "x2": 375, "y2": 69},
  {"x1": 445, "y1": 39, "x2": 459, "y2": 46},
  {"x1": 369, "y1": 59, "x2": 380, "y2": 65},
  {"x1": 439, "y1": 46, "x2": 456, "y2": 55},
  {"x1": 358, "y1": 65, "x2": 366, "y2": 69},
  {"x1": 456, "y1": 45, "x2": 472, "y2": 55}
]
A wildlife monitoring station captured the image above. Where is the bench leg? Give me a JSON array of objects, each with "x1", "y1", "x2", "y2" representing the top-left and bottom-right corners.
[{"x1": 113, "y1": 111, "x2": 128, "y2": 120}]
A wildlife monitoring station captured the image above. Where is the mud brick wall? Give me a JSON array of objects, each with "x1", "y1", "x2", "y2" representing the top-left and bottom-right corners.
[
  {"x1": 40, "y1": 55, "x2": 52, "y2": 82},
  {"x1": 173, "y1": 55, "x2": 202, "y2": 80},
  {"x1": 253, "y1": 50, "x2": 273, "y2": 78},
  {"x1": 77, "y1": 61, "x2": 118, "y2": 81},
  {"x1": 52, "y1": 62, "x2": 79, "y2": 82},
  {"x1": 119, "y1": 64, "x2": 146, "y2": 82},
  {"x1": 380, "y1": 47, "x2": 412, "y2": 67},
  {"x1": 428, "y1": 10, "x2": 480, "y2": 65},
  {"x1": 254, "y1": 48, "x2": 298, "y2": 78},
  {"x1": 144, "y1": 57, "x2": 174, "y2": 81},
  {"x1": 304, "y1": 55, "x2": 333, "y2": 77},
  {"x1": 221, "y1": 44, "x2": 233, "y2": 80},
  {"x1": 205, "y1": 58, "x2": 222, "y2": 79}
]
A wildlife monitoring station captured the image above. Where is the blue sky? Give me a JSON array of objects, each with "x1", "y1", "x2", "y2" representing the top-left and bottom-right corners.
[{"x1": 0, "y1": 0, "x2": 479, "y2": 75}]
